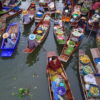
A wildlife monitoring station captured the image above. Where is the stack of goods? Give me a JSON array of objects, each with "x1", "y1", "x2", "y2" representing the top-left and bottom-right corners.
[
  {"x1": 36, "y1": 15, "x2": 50, "y2": 43},
  {"x1": 48, "y1": 2, "x2": 54, "y2": 10},
  {"x1": 71, "y1": 27, "x2": 84, "y2": 42},
  {"x1": 51, "y1": 75, "x2": 67, "y2": 100},
  {"x1": 54, "y1": 20, "x2": 65, "y2": 44},
  {"x1": 79, "y1": 53, "x2": 100, "y2": 98}
]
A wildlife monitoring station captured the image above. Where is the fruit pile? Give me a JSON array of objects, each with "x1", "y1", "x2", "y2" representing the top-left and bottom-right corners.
[{"x1": 80, "y1": 55, "x2": 90, "y2": 64}]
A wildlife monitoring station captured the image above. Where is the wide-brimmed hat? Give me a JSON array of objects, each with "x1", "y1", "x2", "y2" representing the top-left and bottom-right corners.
[
  {"x1": 81, "y1": 17, "x2": 86, "y2": 20},
  {"x1": 56, "y1": 10, "x2": 61, "y2": 13},
  {"x1": 29, "y1": 34, "x2": 36, "y2": 40},
  {"x1": 2, "y1": 32, "x2": 9, "y2": 39},
  {"x1": 22, "y1": 10, "x2": 28, "y2": 15}
]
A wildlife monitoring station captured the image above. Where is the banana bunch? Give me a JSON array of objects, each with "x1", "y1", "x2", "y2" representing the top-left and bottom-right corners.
[
  {"x1": 90, "y1": 86, "x2": 99, "y2": 96},
  {"x1": 80, "y1": 55, "x2": 90, "y2": 64}
]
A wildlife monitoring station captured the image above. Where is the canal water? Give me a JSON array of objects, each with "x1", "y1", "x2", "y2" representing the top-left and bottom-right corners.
[{"x1": 0, "y1": 0, "x2": 97, "y2": 100}]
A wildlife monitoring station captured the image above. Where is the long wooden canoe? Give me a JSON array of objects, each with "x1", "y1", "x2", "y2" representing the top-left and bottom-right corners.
[
  {"x1": 79, "y1": 49, "x2": 100, "y2": 100},
  {"x1": 22, "y1": 2, "x2": 36, "y2": 25},
  {"x1": 23, "y1": 13, "x2": 51, "y2": 53},
  {"x1": 0, "y1": 7, "x2": 22, "y2": 20},
  {"x1": 46, "y1": 51, "x2": 74, "y2": 100},
  {"x1": 59, "y1": 27, "x2": 84, "y2": 62},
  {"x1": 0, "y1": 22, "x2": 20, "y2": 57},
  {"x1": 96, "y1": 33, "x2": 100, "y2": 48},
  {"x1": 90, "y1": 48, "x2": 100, "y2": 73},
  {"x1": 0, "y1": 0, "x2": 21, "y2": 16},
  {"x1": 53, "y1": 19, "x2": 66, "y2": 45}
]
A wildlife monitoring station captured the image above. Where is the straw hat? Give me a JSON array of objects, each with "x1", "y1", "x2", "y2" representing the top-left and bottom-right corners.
[
  {"x1": 56, "y1": 10, "x2": 61, "y2": 14},
  {"x1": 81, "y1": 17, "x2": 86, "y2": 20},
  {"x1": 29, "y1": 34, "x2": 36, "y2": 40},
  {"x1": 22, "y1": 10, "x2": 28, "y2": 15},
  {"x1": 2, "y1": 32, "x2": 9, "y2": 39}
]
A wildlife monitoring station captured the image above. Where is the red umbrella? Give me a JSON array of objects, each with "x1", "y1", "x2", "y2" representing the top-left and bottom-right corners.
[{"x1": 92, "y1": 2, "x2": 100, "y2": 10}]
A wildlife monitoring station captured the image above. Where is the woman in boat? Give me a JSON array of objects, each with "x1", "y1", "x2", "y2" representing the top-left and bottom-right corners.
[
  {"x1": 47, "y1": 56, "x2": 62, "y2": 73},
  {"x1": 0, "y1": 1, "x2": 2, "y2": 11},
  {"x1": 22, "y1": 10, "x2": 31, "y2": 24},
  {"x1": 3, "y1": 33, "x2": 15, "y2": 48},
  {"x1": 27, "y1": 34, "x2": 38, "y2": 49},
  {"x1": 78, "y1": 17, "x2": 87, "y2": 29}
]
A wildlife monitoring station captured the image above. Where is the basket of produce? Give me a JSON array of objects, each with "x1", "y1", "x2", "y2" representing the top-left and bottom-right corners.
[
  {"x1": 88, "y1": 84, "x2": 100, "y2": 97},
  {"x1": 64, "y1": 47, "x2": 74, "y2": 55},
  {"x1": 80, "y1": 55, "x2": 90, "y2": 65},
  {"x1": 67, "y1": 40, "x2": 75, "y2": 47},
  {"x1": 82, "y1": 65, "x2": 93, "y2": 75}
]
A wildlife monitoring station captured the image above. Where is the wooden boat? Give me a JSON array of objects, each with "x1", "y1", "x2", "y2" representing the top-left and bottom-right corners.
[
  {"x1": 62, "y1": 0, "x2": 74, "y2": 22},
  {"x1": 59, "y1": 27, "x2": 84, "y2": 62},
  {"x1": 53, "y1": 19, "x2": 66, "y2": 45},
  {"x1": 70, "y1": 5, "x2": 81, "y2": 27},
  {"x1": 0, "y1": 0, "x2": 21, "y2": 16},
  {"x1": 0, "y1": 23, "x2": 20, "y2": 57},
  {"x1": 79, "y1": 49, "x2": 100, "y2": 100},
  {"x1": 90, "y1": 48, "x2": 100, "y2": 73},
  {"x1": 22, "y1": 2, "x2": 36, "y2": 25},
  {"x1": 23, "y1": 13, "x2": 51, "y2": 53},
  {"x1": 46, "y1": 51, "x2": 74, "y2": 100},
  {"x1": 96, "y1": 33, "x2": 100, "y2": 48},
  {"x1": 35, "y1": 6, "x2": 45, "y2": 23},
  {"x1": 0, "y1": 18, "x2": 6, "y2": 39},
  {"x1": 0, "y1": 7, "x2": 22, "y2": 20},
  {"x1": 39, "y1": 0, "x2": 56, "y2": 11}
]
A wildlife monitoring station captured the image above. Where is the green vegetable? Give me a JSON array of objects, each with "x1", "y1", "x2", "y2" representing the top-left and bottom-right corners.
[
  {"x1": 65, "y1": 47, "x2": 74, "y2": 55},
  {"x1": 57, "y1": 39, "x2": 65, "y2": 44},
  {"x1": 36, "y1": 35, "x2": 42, "y2": 40}
]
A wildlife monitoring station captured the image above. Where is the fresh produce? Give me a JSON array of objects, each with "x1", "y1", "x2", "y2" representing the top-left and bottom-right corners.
[
  {"x1": 82, "y1": 65, "x2": 93, "y2": 74},
  {"x1": 67, "y1": 40, "x2": 75, "y2": 47},
  {"x1": 89, "y1": 86, "x2": 100, "y2": 96},
  {"x1": 65, "y1": 47, "x2": 74, "y2": 55},
  {"x1": 80, "y1": 55, "x2": 90, "y2": 64}
]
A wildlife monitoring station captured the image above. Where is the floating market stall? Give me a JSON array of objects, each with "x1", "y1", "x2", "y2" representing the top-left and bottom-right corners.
[
  {"x1": 0, "y1": 0, "x2": 21, "y2": 16},
  {"x1": 22, "y1": 2, "x2": 36, "y2": 25},
  {"x1": 79, "y1": 50, "x2": 100, "y2": 100},
  {"x1": 59, "y1": 27, "x2": 84, "y2": 62},
  {"x1": 53, "y1": 18, "x2": 66, "y2": 45},
  {"x1": 46, "y1": 52, "x2": 74, "y2": 100},
  {"x1": 23, "y1": 13, "x2": 51, "y2": 53}
]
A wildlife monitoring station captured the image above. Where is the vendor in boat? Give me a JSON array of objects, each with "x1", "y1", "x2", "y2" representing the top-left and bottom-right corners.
[
  {"x1": 0, "y1": 1, "x2": 2, "y2": 11},
  {"x1": 27, "y1": 34, "x2": 38, "y2": 49},
  {"x1": 22, "y1": 10, "x2": 31, "y2": 24},
  {"x1": 47, "y1": 56, "x2": 62, "y2": 74},
  {"x1": 3, "y1": 33, "x2": 15, "y2": 48},
  {"x1": 78, "y1": 17, "x2": 87, "y2": 28}
]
